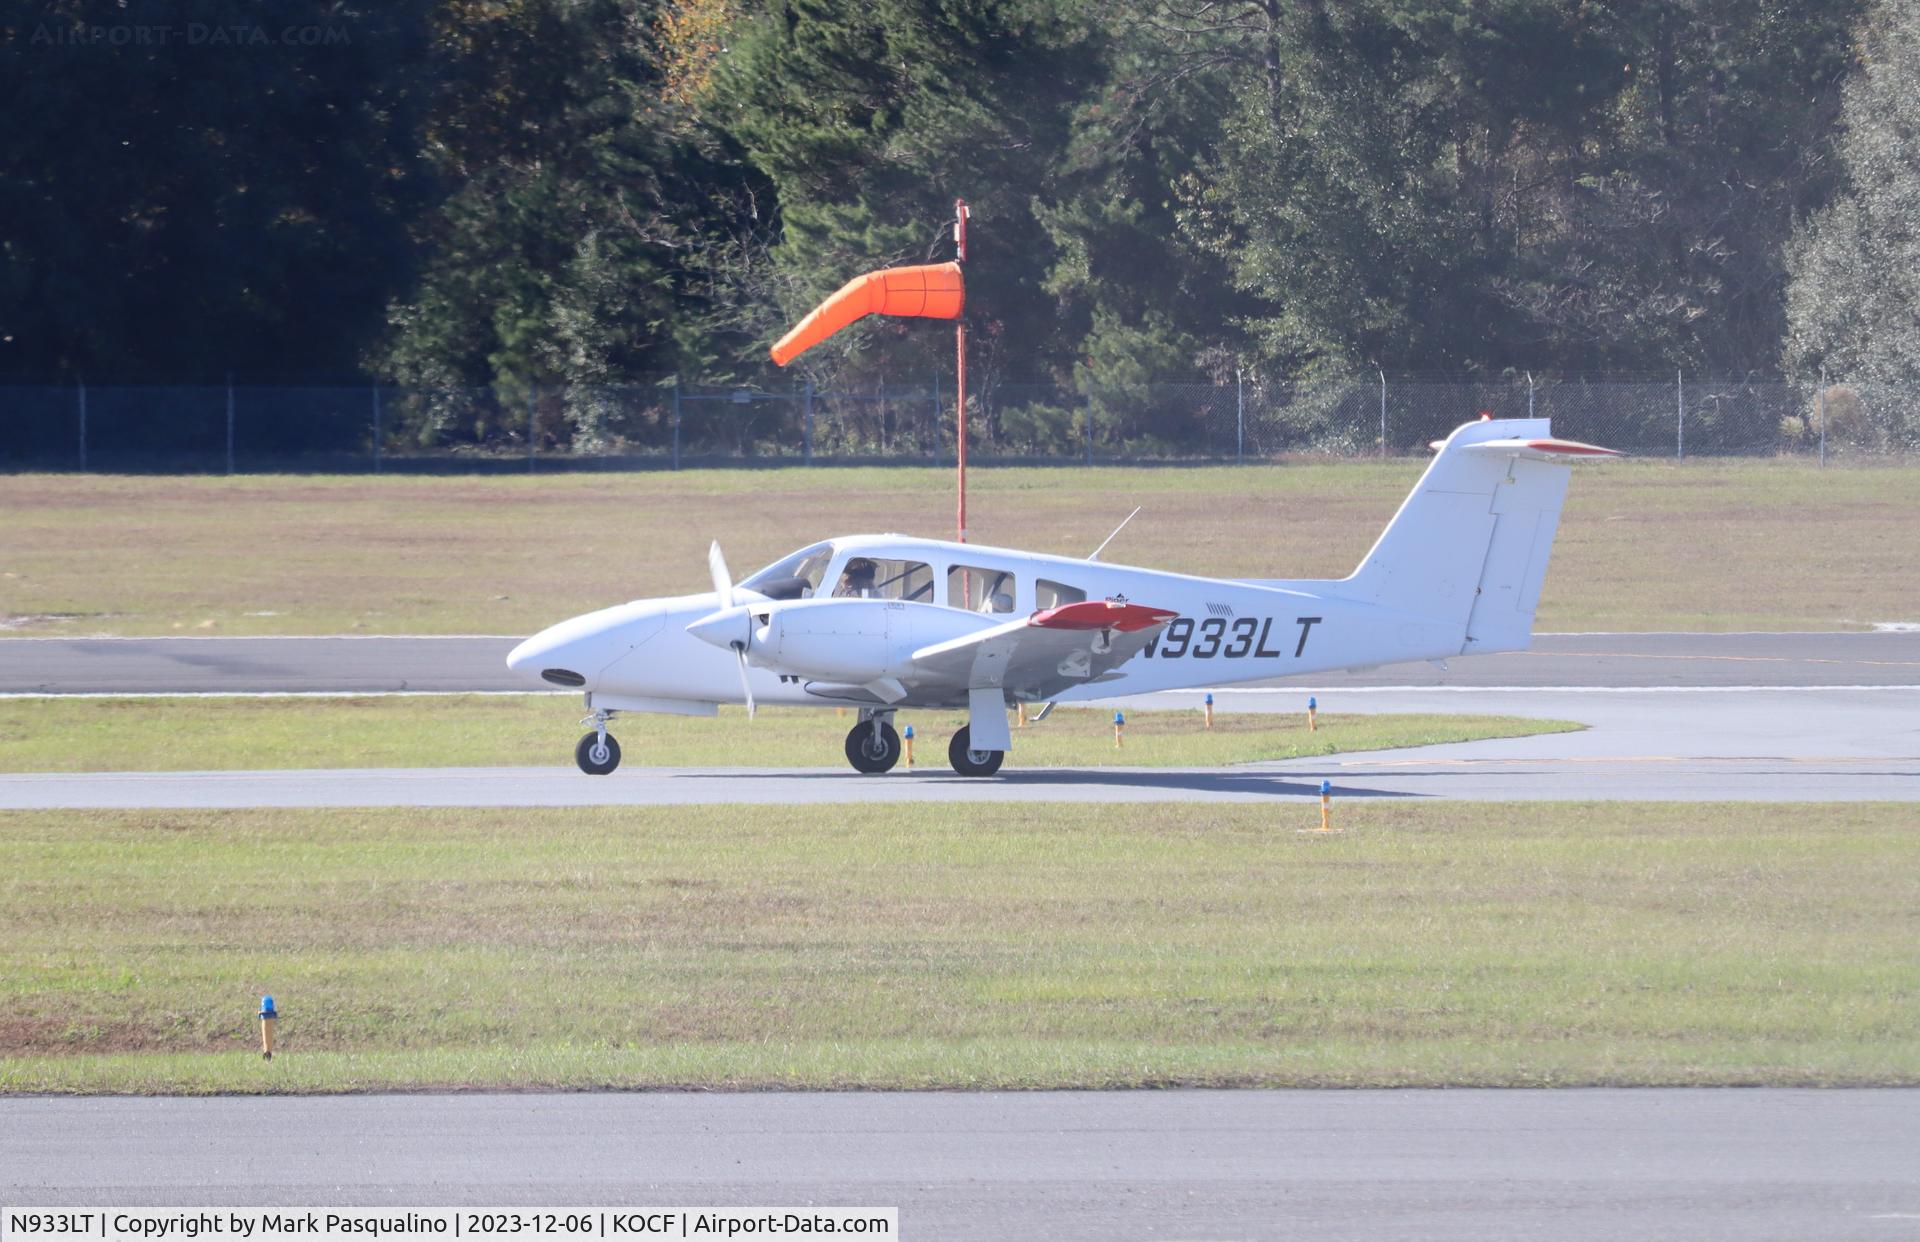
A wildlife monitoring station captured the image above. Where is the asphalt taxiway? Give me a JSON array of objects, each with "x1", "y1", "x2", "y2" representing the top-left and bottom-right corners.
[
  {"x1": 0, "y1": 632, "x2": 1913, "y2": 805},
  {"x1": 1, "y1": 684, "x2": 1913, "y2": 807},
  {"x1": 5, "y1": 1090, "x2": 1917, "y2": 1241}
]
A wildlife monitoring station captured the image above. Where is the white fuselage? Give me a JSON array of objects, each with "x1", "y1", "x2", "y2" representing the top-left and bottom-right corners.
[
  {"x1": 507, "y1": 418, "x2": 1604, "y2": 749},
  {"x1": 505, "y1": 534, "x2": 1461, "y2": 713}
]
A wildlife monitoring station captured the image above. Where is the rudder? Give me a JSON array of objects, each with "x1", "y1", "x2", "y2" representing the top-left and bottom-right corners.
[{"x1": 1338, "y1": 418, "x2": 1572, "y2": 655}]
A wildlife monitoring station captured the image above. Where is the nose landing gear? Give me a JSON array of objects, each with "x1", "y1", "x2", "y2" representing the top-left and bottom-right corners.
[
  {"x1": 576, "y1": 709, "x2": 622, "y2": 775},
  {"x1": 844, "y1": 710, "x2": 902, "y2": 774}
]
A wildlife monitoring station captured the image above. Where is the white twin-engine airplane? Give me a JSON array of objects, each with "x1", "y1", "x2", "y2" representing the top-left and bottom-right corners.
[{"x1": 506, "y1": 417, "x2": 1618, "y2": 776}]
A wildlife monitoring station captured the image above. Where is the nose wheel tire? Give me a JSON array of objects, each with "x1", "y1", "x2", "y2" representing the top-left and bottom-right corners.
[
  {"x1": 947, "y1": 725, "x2": 1004, "y2": 777},
  {"x1": 575, "y1": 731, "x2": 622, "y2": 775},
  {"x1": 845, "y1": 720, "x2": 902, "y2": 774}
]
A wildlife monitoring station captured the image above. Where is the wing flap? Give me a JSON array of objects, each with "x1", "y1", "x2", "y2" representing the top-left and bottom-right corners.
[{"x1": 906, "y1": 602, "x2": 1177, "y2": 699}]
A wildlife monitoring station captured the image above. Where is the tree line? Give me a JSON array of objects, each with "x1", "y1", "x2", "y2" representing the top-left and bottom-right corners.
[{"x1": 3, "y1": 0, "x2": 1917, "y2": 454}]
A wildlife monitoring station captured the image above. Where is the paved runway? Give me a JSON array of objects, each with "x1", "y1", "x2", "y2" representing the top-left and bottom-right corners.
[
  {"x1": 4, "y1": 631, "x2": 1919, "y2": 693},
  {"x1": 4, "y1": 1090, "x2": 1916, "y2": 1240}
]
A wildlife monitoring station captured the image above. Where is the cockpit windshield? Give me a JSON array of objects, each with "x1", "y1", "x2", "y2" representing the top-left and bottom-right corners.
[{"x1": 740, "y1": 541, "x2": 835, "y2": 601}]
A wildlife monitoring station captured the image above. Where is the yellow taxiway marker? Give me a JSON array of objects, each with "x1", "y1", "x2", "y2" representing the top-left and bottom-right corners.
[{"x1": 1297, "y1": 780, "x2": 1342, "y2": 835}]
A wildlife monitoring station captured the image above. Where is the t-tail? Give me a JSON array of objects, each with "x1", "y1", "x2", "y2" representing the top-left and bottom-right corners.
[{"x1": 1331, "y1": 417, "x2": 1619, "y2": 655}]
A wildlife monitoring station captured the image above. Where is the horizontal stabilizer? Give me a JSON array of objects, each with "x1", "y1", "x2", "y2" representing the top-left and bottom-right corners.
[{"x1": 1427, "y1": 436, "x2": 1623, "y2": 462}]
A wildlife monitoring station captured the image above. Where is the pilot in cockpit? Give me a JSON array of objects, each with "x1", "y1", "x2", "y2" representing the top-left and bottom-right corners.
[{"x1": 834, "y1": 557, "x2": 879, "y2": 598}]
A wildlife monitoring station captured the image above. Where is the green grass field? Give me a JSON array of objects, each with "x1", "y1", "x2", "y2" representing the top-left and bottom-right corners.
[
  {"x1": 0, "y1": 697, "x2": 1575, "y2": 771},
  {"x1": 2, "y1": 801, "x2": 1914, "y2": 1093},
  {"x1": 4, "y1": 458, "x2": 1916, "y2": 636}
]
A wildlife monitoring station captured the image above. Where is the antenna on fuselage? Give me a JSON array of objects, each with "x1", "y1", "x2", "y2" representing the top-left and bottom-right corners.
[{"x1": 1087, "y1": 507, "x2": 1142, "y2": 562}]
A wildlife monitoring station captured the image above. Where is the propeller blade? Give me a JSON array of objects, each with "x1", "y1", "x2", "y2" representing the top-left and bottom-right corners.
[
  {"x1": 707, "y1": 545, "x2": 755, "y2": 719},
  {"x1": 708, "y1": 540, "x2": 734, "y2": 610},
  {"x1": 732, "y1": 643, "x2": 755, "y2": 720}
]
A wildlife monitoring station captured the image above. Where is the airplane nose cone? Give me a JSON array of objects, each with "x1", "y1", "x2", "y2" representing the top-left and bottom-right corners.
[
  {"x1": 505, "y1": 635, "x2": 541, "y2": 673},
  {"x1": 685, "y1": 605, "x2": 749, "y2": 651},
  {"x1": 505, "y1": 602, "x2": 661, "y2": 688},
  {"x1": 505, "y1": 628, "x2": 584, "y2": 686}
]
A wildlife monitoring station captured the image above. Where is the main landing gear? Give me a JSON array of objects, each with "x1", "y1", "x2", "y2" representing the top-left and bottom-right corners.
[
  {"x1": 845, "y1": 710, "x2": 902, "y2": 774},
  {"x1": 576, "y1": 709, "x2": 621, "y2": 775},
  {"x1": 947, "y1": 724, "x2": 1004, "y2": 777},
  {"x1": 839, "y1": 712, "x2": 1004, "y2": 776}
]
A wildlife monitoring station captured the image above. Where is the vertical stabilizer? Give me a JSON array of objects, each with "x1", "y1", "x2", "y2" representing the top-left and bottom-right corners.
[{"x1": 1338, "y1": 418, "x2": 1574, "y2": 655}]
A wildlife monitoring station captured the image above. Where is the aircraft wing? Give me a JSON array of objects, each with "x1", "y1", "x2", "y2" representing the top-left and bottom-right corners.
[{"x1": 903, "y1": 600, "x2": 1177, "y2": 702}]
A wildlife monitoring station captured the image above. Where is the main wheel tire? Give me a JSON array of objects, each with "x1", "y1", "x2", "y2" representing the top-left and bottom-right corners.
[
  {"x1": 947, "y1": 725, "x2": 1004, "y2": 777},
  {"x1": 844, "y1": 720, "x2": 902, "y2": 774},
  {"x1": 575, "y1": 731, "x2": 622, "y2": 775}
]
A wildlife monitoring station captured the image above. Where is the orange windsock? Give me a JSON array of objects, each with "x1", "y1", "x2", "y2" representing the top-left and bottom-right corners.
[{"x1": 770, "y1": 262, "x2": 964, "y2": 366}]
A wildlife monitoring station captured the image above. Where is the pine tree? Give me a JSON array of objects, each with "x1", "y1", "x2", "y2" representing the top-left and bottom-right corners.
[{"x1": 1785, "y1": 0, "x2": 1920, "y2": 384}]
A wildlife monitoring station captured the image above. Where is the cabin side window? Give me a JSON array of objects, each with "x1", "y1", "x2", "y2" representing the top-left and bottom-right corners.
[
  {"x1": 833, "y1": 556, "x2": 934, "y2": 602},
  {"x1": 1035, "y1": 579, "x2": 1087, "y2": 611},
  {"x1": 949, "y1": 565, "x2": 1017, "y2": 614}
]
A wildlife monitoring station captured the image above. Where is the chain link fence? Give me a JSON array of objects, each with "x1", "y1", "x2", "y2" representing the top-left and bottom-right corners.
[{"x1": 5, "y1": 375, "x2": 1916, "y2": 471}]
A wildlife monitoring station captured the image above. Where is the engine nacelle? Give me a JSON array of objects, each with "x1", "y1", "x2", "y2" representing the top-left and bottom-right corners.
[
  {"x1": 751, "y1": 599, "x2": 897, "y2": 682},
  {"x1": 689, "y1": 598, "x2": 998, "y2": 686}
]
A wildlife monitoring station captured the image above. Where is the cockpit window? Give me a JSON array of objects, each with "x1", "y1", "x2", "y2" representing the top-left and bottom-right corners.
[
  {"x1": 741, "y1": 542, "x2": 834, "y2": 600},
  {"x1": 791, "y1": 548, "x2": 833, "y2": 591},
  {"x1": 833, "y1": 557, "x2": 933, "y2": 602}
]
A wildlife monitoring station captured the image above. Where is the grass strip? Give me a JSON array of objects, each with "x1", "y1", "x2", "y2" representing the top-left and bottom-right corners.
[
  {"x1": 5, "y1": 459, "x2": 1917, "y2": 635},
  {"x1": 2, "y1": 800, "x2": 1913, "y2": 1092}
]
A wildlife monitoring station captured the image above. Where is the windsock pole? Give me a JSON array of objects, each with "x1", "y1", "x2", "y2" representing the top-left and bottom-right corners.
[
  {"x1": 954, "y1": 199, "x2": 969, "y2": 544},
  {"x1": 764, "y1": 203, "x2": 969, "y2": 539}
]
